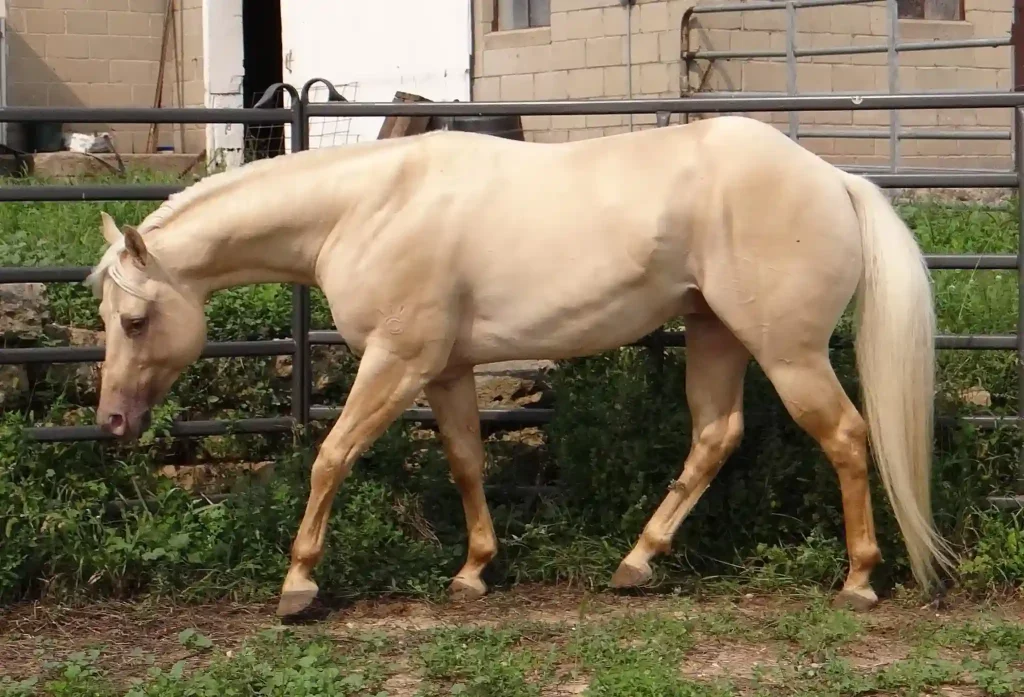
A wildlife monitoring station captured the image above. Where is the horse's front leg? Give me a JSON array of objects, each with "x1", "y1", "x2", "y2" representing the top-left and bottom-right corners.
[
  {"x1": 277, "y1": 343, "x2": 436, "y2": 617},
  {"x1": 424, "y1": 369, "x2": 497, "y2": 600}
]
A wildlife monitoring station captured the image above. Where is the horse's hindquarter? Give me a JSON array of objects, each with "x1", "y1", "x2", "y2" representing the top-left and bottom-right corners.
[{"x1": 448, "y1": 129, "x2": 710, "y2": 364}]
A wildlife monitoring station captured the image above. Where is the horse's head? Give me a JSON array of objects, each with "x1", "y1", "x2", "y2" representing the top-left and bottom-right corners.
[{"x1": 87, "y1": 212, "x2": 207, "y2": 440}]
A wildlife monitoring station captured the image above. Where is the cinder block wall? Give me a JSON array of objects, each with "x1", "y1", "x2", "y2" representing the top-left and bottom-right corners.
[
  {"x1": 472, "y1": 0, "x2": 1012, "y2": 170},
  {"x1": 5, "y1": 0, "x2": 205, "y2": 154}
]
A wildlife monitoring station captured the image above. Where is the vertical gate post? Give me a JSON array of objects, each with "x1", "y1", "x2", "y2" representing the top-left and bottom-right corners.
[
  {"x1": 887, "y1": 0, "x2": 900, "y2": 173},
  {"x1": 254, "y1": 82, "x2": 309, "y2": 431},
  {"x1": 1015, "y1": 106, "x2": 1024, "y2": 493},
  {"x1": 785, "y1": 0, "x2": 798, "y2": 141},
  {"x1": 290, "y1": 92, "x2": 311, "y2": 431},
  {"x1": 289, "y1": 79, "x2": 350, "y2": 432},
  {"x1": 1013, "y1": 0, "x2": 1024, "y2": 491}
]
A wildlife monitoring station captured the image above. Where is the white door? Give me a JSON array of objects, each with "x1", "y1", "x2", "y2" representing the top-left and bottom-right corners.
[{"x1": 280, "y1": 1, "x2": 473, "y2": 150}]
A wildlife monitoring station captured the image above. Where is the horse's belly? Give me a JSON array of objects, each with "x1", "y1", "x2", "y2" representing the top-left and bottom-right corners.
[{"x1": 457, "y1": 276, "x2": 687, "y2": 364}]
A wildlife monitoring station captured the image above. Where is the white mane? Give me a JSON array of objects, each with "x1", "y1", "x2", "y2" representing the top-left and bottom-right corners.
[
  {"x1": 84, "y1": 155, "x2": 289, "y2": 299},
  {"x1": 84, "y1": 236, "x2": 158, "y2": 301}
]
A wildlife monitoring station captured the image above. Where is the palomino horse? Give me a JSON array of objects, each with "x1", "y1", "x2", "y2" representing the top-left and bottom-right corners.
[{"x1": 86, "y1": 115, "x2": 957, "y2": 617}]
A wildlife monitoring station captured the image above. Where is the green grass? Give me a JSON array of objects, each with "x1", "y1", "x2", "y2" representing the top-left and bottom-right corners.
[
  {"x1": 1, "y1": 171, "x2": 1023, "y2": 610},
  {"x1": 2, "y1": 592, "x2": 1022, "y2": 697}
]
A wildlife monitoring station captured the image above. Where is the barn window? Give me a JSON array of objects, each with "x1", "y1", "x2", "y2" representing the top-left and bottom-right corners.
[
  {"x1": 496, "y1": 0, "x2": 551, "y2": 30},
  {"x1": 897, "y1": 0, "x2": 963, "y2": 21}
]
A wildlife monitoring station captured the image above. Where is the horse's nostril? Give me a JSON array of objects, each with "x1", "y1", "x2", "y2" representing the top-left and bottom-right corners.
[
  {"x1": 139, "y1": 410, "x2": 152, "y2": 432},
  {"x1": 104, "y1": 413, "x2": 125, "y2": 435}
]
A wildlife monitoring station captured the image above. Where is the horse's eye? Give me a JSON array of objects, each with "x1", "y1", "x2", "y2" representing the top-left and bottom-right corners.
[{"x1": 121, "y1": 315, "x2": 148, "y2": 336}]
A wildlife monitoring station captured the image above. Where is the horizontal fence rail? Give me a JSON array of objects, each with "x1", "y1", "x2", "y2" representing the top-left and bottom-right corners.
[
  {"x1": 680, "y1": 0, "x2": 1013, "y2": 173},
  {"x1": 0, "y1": 85, "x2": 1021, "y2": 499}
]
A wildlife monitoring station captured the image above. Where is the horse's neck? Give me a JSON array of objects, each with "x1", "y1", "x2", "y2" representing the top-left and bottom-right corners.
[
  {"x1": 147, "y1": 145, "x2": 403, "y2": 299},
  {"x1": 152, "y1": 210, "x2": 326, "y2": 298}
]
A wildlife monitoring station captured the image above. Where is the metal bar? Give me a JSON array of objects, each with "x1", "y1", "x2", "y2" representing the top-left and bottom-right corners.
[
  {"x1": 690, "y1": 38, "x2": 1009, "y2": 62},
  {"x1": 959, "y1": 415, "x2": 1022, "y2": 428},
  {"x1": 1012, "y1": 0, "x2": 1024, "y2": 492},
  {"x1": 305, "y1": 92, "x2": 1024, "y2": 117},
  {"x1": 888, "y1": 0, "x2": 900, "y2": 173},
  {"x1": 844, "y1": 164, "x2": 1012, "y2": 175},
  {"x1": 308, "y1": 330, "x2": 346, "y2": 345},
  {"x1": 309, "y1": 406, "x2": 555, "y2": 425},
  {"x1": 924, "y1": 254, "x2": 1018, "y2": 270},
  {"x1": 898, "y1": 37, "x2": 1010, "y2": 53},
  {"x1": 866, "y1": 172, "x2": 1018, "y2": 187},
  {"x1": 305, "y1": 329, "x2": 1014, "y2": 351},
  {"x1": 0, "y1": 185, "x2": 182, "y2": 202},
  {"x1": 291, "y1": 97, "x2": 311, "y2": 430},
  {"x1": 0, "y1": 168, "x2": 1005, "y2": 210},
  {"x1": 1017, "y1": 106, "x2": 1024, "y2": 490},
  {"x1": 0, "y1": 107, "x2": 292, "y2": 124},
  {"x1": 690, "y1": 0, "x2": 879, "y2": 13},
  {"x1": 0, "y1": 339, "x2": 295, "y2": 365},
  {"x1": 4, "y1": 329, "x2": 1008, "y2": 367},
  {"x1": 21, "y1": 405, "x2": 1019, "y2": 443},
  {"x1": 786, "y1": 0, "x2": 798, "y2": 141},
  {"x1": 934, "y1": 335, "x2": 1017, "y2": 350},
  {"x1": 797, "y1": 128, "x2": 1010, "y2": 140},
  {"x1": 680, "y1": 88, "x2": 1003, "y2": 98},
  {"x1": 988, "y1": 496, "x2": 1024, "y2": 509},
  {"x1": 1, "y1": 253, "x2": 1014, "y2": 289},
  {"x1": 25, "y1": 417, "x2": 296, "y2": 443},
  {"x1": 0, "y1": 266, "x2": 91, "y2": 283}
]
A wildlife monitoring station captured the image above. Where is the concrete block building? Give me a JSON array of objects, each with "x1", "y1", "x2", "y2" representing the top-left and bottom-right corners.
[
  {"x1": 472, "y1": 0, "x2": 1013, "y2": 170},
  {"x1": 2, "y1": 0, "x2": 205, "y2": 153}
]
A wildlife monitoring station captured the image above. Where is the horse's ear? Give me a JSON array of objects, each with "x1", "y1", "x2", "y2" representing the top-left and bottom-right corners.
[
  {"x1": 123, "y1": 225, "x2": 149, "y2": 267},
  {"x1": 100, "y1": 211, "x2": 122, "y2": 246}
]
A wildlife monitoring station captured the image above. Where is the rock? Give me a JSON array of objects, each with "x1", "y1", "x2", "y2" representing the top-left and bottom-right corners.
[
  {"x1": 271, "y1": 348, "x2": 359, "y2": 397},
  {"x1": 158, "y1": 460, "x2": 276, "y2": 494},
  {"x1": 273, "y1": 355, "x2": 293, "y2": 380},
  {"x1": 0, "y1": 365, "x2": 29, "y2": 407},
  {"x1": 43, "y1": 326, "x2": 104, "y2": 399},
  {"x1": 473, "y1": 360, "x2": 555, "y2": 409},
  {"x1": 410, "y1": 360, "x2": 555, "y2": 410},
  {"x1": 960, "y1": 386, "x2": 991, "y2": 408},
  {"x1": 0, "y1": 283, "x2": 48, "y2": 345}
]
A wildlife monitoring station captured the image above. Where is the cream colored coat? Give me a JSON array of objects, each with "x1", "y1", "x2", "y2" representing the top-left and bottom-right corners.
[{"x1": 87, "y1": 115, "x2": 956, "y2": 617}]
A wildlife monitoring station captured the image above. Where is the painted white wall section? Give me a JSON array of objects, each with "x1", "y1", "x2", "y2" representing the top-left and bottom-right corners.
[
  {"x1": 203, "y1": 0, "x2": 245, "y2": 168},
  {"x1": 280, "y1": 0, "x2": 472, "y2": 150}
]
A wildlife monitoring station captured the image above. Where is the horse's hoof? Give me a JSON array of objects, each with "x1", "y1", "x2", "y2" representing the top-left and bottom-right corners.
[
  {"x1": 277, "y1": 588, "x2": 319, "y2": 618},
  {"x1": 449, "y1": 575, "x2": 487, "y2": 602},
  {"x1": 833, "y1": 587, "x2": 879, "y2": 613},
  {"x1": 610, "y1": 560, "x2": 652, "y2": 589}
]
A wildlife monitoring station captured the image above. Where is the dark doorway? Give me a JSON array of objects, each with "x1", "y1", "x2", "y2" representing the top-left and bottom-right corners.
[{"x1": 242, "y1": 0, "x2": 284, "y2": 161}]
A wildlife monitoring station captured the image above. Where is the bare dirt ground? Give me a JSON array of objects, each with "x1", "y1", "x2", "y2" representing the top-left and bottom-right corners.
[{"x1": 2, "y1": 585, "x2": 1022, "y2": 695}]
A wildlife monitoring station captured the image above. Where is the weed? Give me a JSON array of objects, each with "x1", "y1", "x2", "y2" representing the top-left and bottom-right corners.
[{"x1": 767, "y1": 601, "x2": 863, "y2": 658}]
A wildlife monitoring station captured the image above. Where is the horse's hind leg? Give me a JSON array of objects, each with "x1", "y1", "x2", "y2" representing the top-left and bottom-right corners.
[
  {"x1": 761, "y1": 352, "x2": 882, "y2": 610},
  {"x1": 424, "y1": 369, "x2": 498, "y2": 601},
  {"x1": 611, "y1": 313, "x2": 749, "y2": 589}
]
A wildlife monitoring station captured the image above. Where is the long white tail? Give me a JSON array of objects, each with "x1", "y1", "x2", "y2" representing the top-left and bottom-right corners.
[{"x1": 841, "y1": 171, "x2": 958, "y2": 592}]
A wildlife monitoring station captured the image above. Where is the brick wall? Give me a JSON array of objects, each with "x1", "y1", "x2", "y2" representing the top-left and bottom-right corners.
[
  {"x1": 472, "y1": 0, "x2": 1012, "y2": 170},
  {"x1": 5, "y1": 0, "x2": 205, "y2": 154}
]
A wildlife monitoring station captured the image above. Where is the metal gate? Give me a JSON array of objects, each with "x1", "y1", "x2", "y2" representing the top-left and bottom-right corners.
[{"x1": 681, "y1": 0, "x2": 1013, "y2": 174}]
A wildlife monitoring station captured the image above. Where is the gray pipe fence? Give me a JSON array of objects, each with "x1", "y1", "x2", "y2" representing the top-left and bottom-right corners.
[
  {"x1": 680, "y1": 0, "x2": 1014, "y2": 174},
  {"x1": 1, "y1": 82, "x2": 1023, "y2": 503}
]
